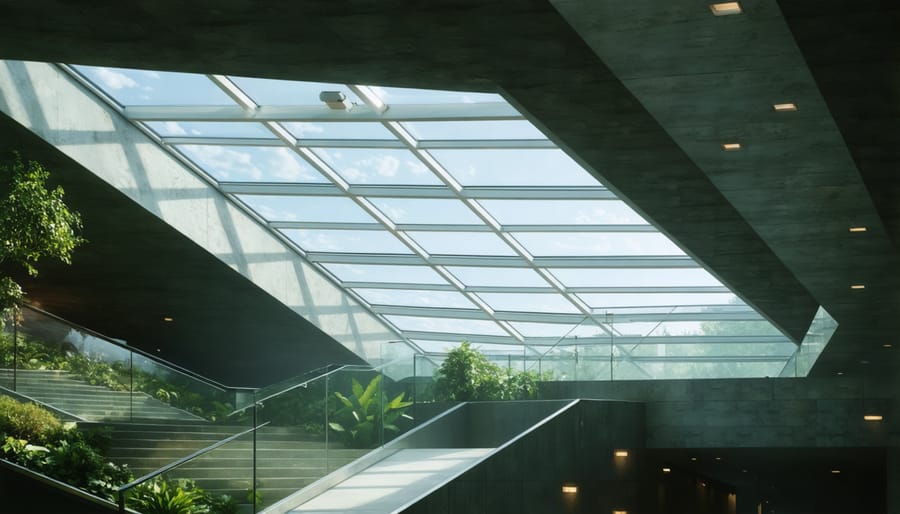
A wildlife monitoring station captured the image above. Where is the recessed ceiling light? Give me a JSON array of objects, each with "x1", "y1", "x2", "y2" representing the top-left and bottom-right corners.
[
  {"x1": 742, "y1": 469, "x2": 748, "y2": 473},
  {"x1": 849, "y1": 226, "x2": 867, "y2": 233},
  {"x1": 721, "y1": 142, "x2": 742, "y2": 151},
  {"x1": 163, "y1": 316, "x2": 174, "y2": 322},
  {"x1": 831, "y1": 469, "x2": 841, "y2": 475},
  {"x1": 715, "y1": 457, "x2": 722, "y2": 461},
  {"x1": 614, "y1": 450, "x2": 629, "y2": 457},
  {"x1": 710, "y1": 2, "x2": 742, "y2": 16},
  {"x1": 850, "y1": 284, "x2": 866, "y2": 290},
  {"x1": 836, "y1": 371, "x2": 844, "y2": 376},
  {"x1": 864, "y1": 415, "x2": 883, "y2": 421},
  {"x1": 562, "y1": 485, "x2": 578, "y2": 494},
  {"x1": 156, "y1": 348, "x2": 162, "y2": 352},
  {"x1": 691, "y1": 457, "x2": 698, "y2": 461},
  {"x1": 883, "y1": 344, "x2": 893, "y2": 348},
  {"x1": 773, "y1": 103, "x2": 798, "y2": 112}
]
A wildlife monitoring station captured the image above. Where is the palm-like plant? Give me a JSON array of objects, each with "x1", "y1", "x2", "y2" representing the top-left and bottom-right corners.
[{"x1": 328, "y1": 375, "x2": 412, "y2": 448}]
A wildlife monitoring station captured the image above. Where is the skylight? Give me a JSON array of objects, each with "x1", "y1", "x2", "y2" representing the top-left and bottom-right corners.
[{"x1": 68, "y1": 64, "x2": 805, "y2": 379}]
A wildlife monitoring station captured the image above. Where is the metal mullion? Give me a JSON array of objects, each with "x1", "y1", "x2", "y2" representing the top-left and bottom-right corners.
[
  {"x1": 418, "y1": 139, "x2": 555, "y2": 150},
  {"x1": 343, "y1": 282, "x2": 459, "y2": 292},
  {"x1": 503, "y1": 224, "x2": 657, "y2": 233},
  {"x1": 567, "y1": 286, "x2": 732, "y2": 294},
  {"x1": 395, "y1": 224, "x2": 491, "y2": 232},
  {"x1": 461, "y1": 186, "x2": 616, "y2": 200},
  {"x1": 217, "y1": 182, "x2": 615, "y2": 200},
  {"x1": 270, "y1": 221, "x2": 384, "y2": 231},
  {"x1": 163, "y1": 137, "x2": 281, "y2": 147},
  {"x1": 296, "y1": 139, "x2": 406, "y2": 149},
  {"x1": 123, "y1": 102, "x2": 524, "y2": 122}
]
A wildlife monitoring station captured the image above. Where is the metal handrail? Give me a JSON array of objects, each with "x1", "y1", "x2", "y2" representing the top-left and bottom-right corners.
[
  {"x1": 0, "y1": 458, "x2": 127, "y2": 512},
  {"x1": 18, "y1": 304, "x2": 252, "y2": 393},
  {"x1": 116, "y1": 421, "x2": 271, "y2": 512},
  {"x1": 249, "y1": 364, "x2": 373, "y2": 408}
]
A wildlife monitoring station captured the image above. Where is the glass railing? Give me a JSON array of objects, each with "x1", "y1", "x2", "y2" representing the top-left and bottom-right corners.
[
  {"x1": 117, "y1": 423, "x2": 261, "y2": 513},
  {"x1": 0, "y1": 305, "x2": 255, "y2": 425},
  {"x1": 408, "y1": 302, "x2": 836, "y2": 386}
]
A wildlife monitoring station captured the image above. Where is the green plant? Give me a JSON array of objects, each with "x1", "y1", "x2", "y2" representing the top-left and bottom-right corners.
[
  {"x1": 0, "y1": 153, "x2": 84, "y2": 310},
  {"x1": 129, "y1": 479, "x2": 202, "y2": 514},
  {"x1": 0, "y1": 395, "x2": 64, "y2": 443},
  {"x1": 328, "y1": 375, "x2": 412, "y2": 448},
  {"x1": 432, "y1": 342, "x2": 547, "y2": 402}
]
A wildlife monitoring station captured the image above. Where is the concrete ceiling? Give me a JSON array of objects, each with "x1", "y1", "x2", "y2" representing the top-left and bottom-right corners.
[{"x1": 0, "y1": 0, "x2": 896, "y2": 381}]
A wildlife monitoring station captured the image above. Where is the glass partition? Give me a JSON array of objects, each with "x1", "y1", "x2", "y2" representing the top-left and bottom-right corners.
[{"x1": 0, "y1": 305, "x2": 248, "y2": 425}]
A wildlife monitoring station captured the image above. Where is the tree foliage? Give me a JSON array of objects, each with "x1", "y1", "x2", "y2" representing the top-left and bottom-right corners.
[
  {"x1": 433, "y1": 342, "x2": 546, "y2": 402},
  {"x1": 0, "y1": 153, "x2": 84, "y2": 310}
]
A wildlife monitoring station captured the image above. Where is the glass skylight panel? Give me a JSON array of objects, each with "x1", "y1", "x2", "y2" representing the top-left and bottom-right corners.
[
  {"x1": 353, "y1": 289, "x2": 475, "y2": 309},
  {"x1": 229, "y1": 76, "x2": 362, "y2": 106},
  {"x1": 476, "y1": 293, "x2": 579, "y2": 314},
  {"x1": 368, "y1": 198, "x2": 483, "y2": 225},
  {"x1": 480, "y1": 200, "x2": 647, "y2": 225},
  {"x1": 551, "y1": 268, "x2": 722, "y2": 288},
  {"x1": 322, "y1": 264, "x2": 447, "y2": 285},
  {"x1": 75, "y1": 66, "x2": 235, "y2": 106},
  {"x1": 285, "y1": 122, "x2": 397, "y2": 141},
  {"x1": 578, "y1": 293, "x2": 739, "y2": 309},
  {"x1": 281, "y1": 229, "x2": 411, "y2": 254},
  {"x1": 408, "y1": 232, "x2": 517, "y2": 256},
  {"x1": 445, "y1": 266, "x2": 549, "y2": 288},
  {"x1": 514, "y1": 233, "x2": 686, "y2": 256},
  {"x1": 384, "y1": 316, "x2": 507, "y2": 336},
  {"x1": 236, "y1": 195, "x2": 374, "y2": 223},
  {"x1": 312, "y1": 148, "x2": 440, "y2": 185},
  {"x1": 176, "y1": 145, "x2": 327, "y2": 183},
  {"x1": 145, "y1": 121, "x2": 274, "y2": 139},
  {"x1": 401, "y1": 120, "x2": 546, "y2": 140},
  {"x1": 511, "y1": 321, "x2": 582, "y2": 338},
  {"x1": 430, "y1": 149, "x2": 600, "y2": 186},
  {"x1": 63, "y1": 62, "x2": 807, "y2": 379},
  {"x1": 371, "y1": 86, "x2": 503, "y2": 105}
]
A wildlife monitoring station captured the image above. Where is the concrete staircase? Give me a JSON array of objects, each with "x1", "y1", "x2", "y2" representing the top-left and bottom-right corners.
[
  {"x1": 1, "y1": 367, "x2": 373, "y2": 508},
  {"x1": 105, "y1": 422, "x2": 369, "y2": 507},
  {"x1": 0, "y1": 368, "x2": 204, "y2": 422}
]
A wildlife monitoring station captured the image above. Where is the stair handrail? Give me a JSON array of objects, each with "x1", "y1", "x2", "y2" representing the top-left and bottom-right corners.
[
  {"x1": 238, "y1": 364, "x2": 373, "y2": 412},
  {"x1": 17, "y1": 304, "x2": 255, "y2": 393},
  {"x1": 115, "y1": 420, "x2": 271, "y2": 513}
]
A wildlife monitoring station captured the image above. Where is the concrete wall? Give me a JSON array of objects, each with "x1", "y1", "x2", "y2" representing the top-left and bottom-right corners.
[{"x1": 542, "y1": 377, "x2": 896, "y2": 448}]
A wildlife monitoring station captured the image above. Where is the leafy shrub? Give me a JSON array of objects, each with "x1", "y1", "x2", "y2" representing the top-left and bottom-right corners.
[
  {"x1": 0, "y1": 395, "x2": 64, "y2": 443},
  {"x1": 433, "y1": 342, "x2": 548, "y2": 402},
  {"x1": 0, "y1": 396, "x2": 133, "y2": 501},
  {"x1": 129, "y1": 478, "x2": 202, "y2": 514},
  {"x1": 328, "y1": 375, "x2": 412, "y2": 448}
]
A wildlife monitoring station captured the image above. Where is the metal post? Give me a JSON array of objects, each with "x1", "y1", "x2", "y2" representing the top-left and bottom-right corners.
[
  {"x1": 252, "y1": 403, "x2": 258, "y2": 513},
  {"x1": 12, "y1": 309, "x2": 18, "y2": 391},
  {"x1": 129, "y1": 353, "x2": 134, "y2": 422},
  {"x1": 324, "y1": 373, "x2": 329, "y2": 472}
]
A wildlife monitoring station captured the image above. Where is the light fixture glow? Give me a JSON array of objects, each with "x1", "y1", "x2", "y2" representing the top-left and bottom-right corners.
[
  {"x1": 850, "y1": 284, "x2": 866, "y2": 290},
  {"x1": 884, "y1": 344, "x2": 893, "y2": 348},
  {"x1": 836, "y1": 371, "x2": 844, "y2": 376},
  {"x1": 831, "y1": 469, "x2": 841, "y2": 474},
  {"x1": 662, "y1": 467, "x2": 672, "y2": 473},
  {"x1": 163, "y1": 317, "x2": 174, "y2": 322},
  {"x1": 773, "y1": 103, "x2": 798, "y2": 112},
  {"x1": 710, "y1": 2, "x2": 742, "y2": 16},
  {"x1": 721, "y1": 142, "x2": 742, "y2": 151},
  {"x1": 849, "y1": 226, "x2": 868, "y2": 233},
  {"x1": 614, "y1": 450, "x2": 629, "y2": 457},
  {"x1": 715, "y1": 457, "x2": 722, "y2": 461},
  {"x1": 864, "y1": 415, "x2": 883, "y2": 421},
  {"x1": 691, "y1": 457, "x2": 698, "y2": 461},
  {"x1": 613, "y1": 510, "x2": 628, "y2": 514},
  {"x1": 562, "y1": 485, "x2": 578, "y2": 494}
]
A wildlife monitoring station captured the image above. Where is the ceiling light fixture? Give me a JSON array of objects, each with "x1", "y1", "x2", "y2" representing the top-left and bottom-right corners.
[
  {"x1": 319, "y1": 91, "x2": 353, "y2": 110},
  {"x1": 562, "y1": 485, "x2": 578, "y2": 494},
  {"x1": 850, "y1": 284, "x2": 866, "y2": 290},
  {"x1": 831, "y1": 469, "x2": 841, "y2": 475},
  {"x1": 691, "y1": 457, "x2": 698, "y2": 461},
  {"x1": 163, "y1": 317, "x2": 174, "y2": 322},
  {"x1": 773, "y1": 103, "x2": 798, "y2": 112},
  {"x1": 710, "y1": 2, "x2": 742, "y2": 16},
  {"x1": 662, "y1": 467, "x2": 671, "y2": 473},
  {"x1": 863, "y1": 415, "x2": 883, "y2": 421},
  {"x1": 614, "y1": 450, "x2": 629, "y2": 457},
  {"x1": 883, "y1": 344, "x2": 893, "y2": 348},
  {"x1": 721, "y1": 142, "x2": 742, "y2": 151},
  {"x1": 849, "y1": 226, "x2": 867, "y2": 233}
]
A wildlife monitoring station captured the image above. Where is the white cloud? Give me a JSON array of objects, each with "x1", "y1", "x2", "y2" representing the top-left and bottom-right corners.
[
  {"x1": 93, "y1": 67, "x2": 138, "y2": 90},
  {"x1": 183, "y1": 146, "x2": 261, "y2": 181},
  {"x1": 287, "y1": 122, "x2": 325, "y2": 137},
  {"x1": 161, "y1": 122, "x2": 187, "y2": 136},
  {"x1": 267, "y1": 148, "x2": 318, "y2": 181}
]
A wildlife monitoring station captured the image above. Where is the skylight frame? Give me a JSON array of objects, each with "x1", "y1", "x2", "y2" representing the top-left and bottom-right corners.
[{"x1": 63, "y1": 63, "x2": 800, "y2": 378}]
